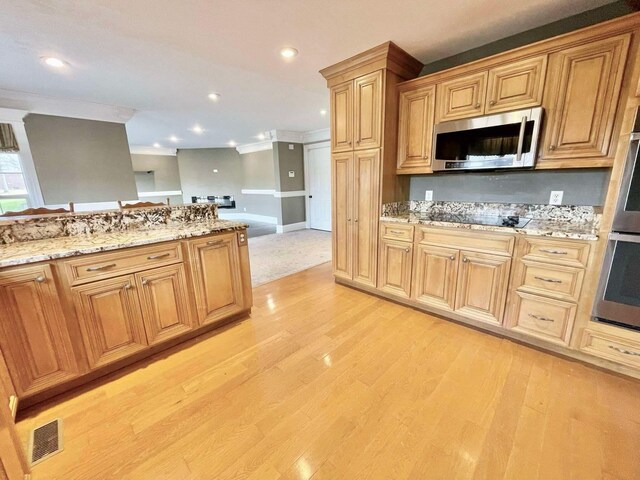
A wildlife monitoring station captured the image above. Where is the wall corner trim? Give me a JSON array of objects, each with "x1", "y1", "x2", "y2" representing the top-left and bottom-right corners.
[
  {"x1": 236, "y1": 140, "x2": 273, "y2": 155},
  {"x1": 270, "y1": 130, "x2": 305, "y2": 143},
  {"x1": 130, "y1": 146, "x2": 177, "y2": 156},
  {"x1": 302, "y1": 128, "x2": 330, "y2": 144}
]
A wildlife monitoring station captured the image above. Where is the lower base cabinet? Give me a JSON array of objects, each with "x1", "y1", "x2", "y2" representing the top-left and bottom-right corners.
[
  {"x1": 412, "y1": 244, "x2": 458, "y2": 311},
  {"x1": 378, "y1": 239, "x2": 413, "y2": 298}
]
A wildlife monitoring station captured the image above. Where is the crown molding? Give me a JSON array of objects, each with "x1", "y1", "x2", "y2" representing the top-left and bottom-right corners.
[
  {"x1": 0, "y1": 88, "x2": 136, "y2": 123},
  {"x1": 302, "y1": 128, "x2": 330, "y2": 144},
  {"x1": 236, "y1": 140, "x2": 273, "y2": 155},
  {"x1": 269, "y1": 129, "x2": 305, "y2": 144},
  {"x1": 130, "y1": 146, "x2": 177, "y2": 156}
]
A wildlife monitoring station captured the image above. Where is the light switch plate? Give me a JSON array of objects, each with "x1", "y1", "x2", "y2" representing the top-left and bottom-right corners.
[
  {"x1": 213, "y1": 169, "x2": 218, "y2": 173},
  {"x1": 288, "y1": 170, "x2": 295, "y2": 178},
  {"x1": 549, "y1": 191, "x2": 564, "y2": 205},
  {"x1": 425, "y1": 190, "x2": 433, "y2": 201},
  {"x1": 288, "y1": 144, "x2": 294, "y2": 150}
]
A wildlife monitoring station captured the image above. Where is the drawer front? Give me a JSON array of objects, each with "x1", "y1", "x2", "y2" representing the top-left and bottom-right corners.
[
  {"x1": 65, "y1": 242, "x2": 182, "y2": 285},
  {"x1": 518, "y1": 260, "x2": 585, "y2": 302},
  {"x1": 521, "y1": 237, "x2": 590, "y2": 267},
  {"x1": 381, "y1": 223, "x2": 414, "y2": 243},
  {"x1": 580, "y1": 329, "x2": 640, "y2": 369},
  {"x1": 509, "y1": 291, "x2": 576, "y2": 345},
  {"x1": 417, "y1": 227, "x2": 514, "y2": 256}
]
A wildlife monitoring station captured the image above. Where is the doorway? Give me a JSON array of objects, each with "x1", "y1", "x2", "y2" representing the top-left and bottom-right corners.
[{"x1": 305, "y1": 142, "x2": 331, "y2": 231}]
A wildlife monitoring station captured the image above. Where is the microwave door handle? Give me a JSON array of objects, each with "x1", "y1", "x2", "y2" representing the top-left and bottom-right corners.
[{"x1": 516, "y1": 116, "x2": 527, "y2": 162}]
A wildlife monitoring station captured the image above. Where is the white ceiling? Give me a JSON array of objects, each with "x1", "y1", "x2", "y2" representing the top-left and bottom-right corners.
[{"x1": 0, "y1": 0, "x2": 617, "y2": 149}]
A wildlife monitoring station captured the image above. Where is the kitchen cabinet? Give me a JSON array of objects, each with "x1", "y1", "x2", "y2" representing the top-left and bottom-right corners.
[
  {"x1": 378, "y1": 239, "x2": 413, "y2": 298},
  {"x1": 455, "y1": 251, "x2": 512, "y2": 325},
  {"x1": 330, "y1": 81, "x2": 353, "y2": 152},
  {"x1": 0, "y1": 388, "x2": 28, "y2": 480},
  {"x1": 485, "y1": 55, "x2": 547, "y2": 114},
  {"x1": 135, "y1": 264, "x2": 193, "y2": 345},
  {"x1": 0, "y1": 264, "x2": 80, "y2": 397},
  {"x1": 72, "y1": 275, "x2": 148, "y2": 369},
  {"x1": 397, "y1": 85, "x2": 436, "y2": 172},
  {"x1": 539, "y1": 34, "x2": 630, "y2": 167},
  {"x1": 510, "y1": 291, "x2": 576, "y2": 345},
  {"x1": 412, "y1": 244, "x2": 459, "y2": 311},
  {"x1": 188, "y1": 233, "x2": 245, "y2": 325},
  {"x1": 437, "y1": 72, "x2": 487, "y2": 122},
  {"x1": 332, "y1": 152, "x2": 353, "y2": 280}
]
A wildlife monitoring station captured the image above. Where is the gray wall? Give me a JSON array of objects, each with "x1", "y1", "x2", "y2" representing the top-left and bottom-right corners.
[
  {"x1": 241, "y1": 149, "x2": 276, "y2": 189},
  {"x1": 409, "y1": 169, "x2": 611, "y2": 206},
  {"x1": 24, "y1": 114, "x2": 137, "y2": 204},
  {"x1": 131, "y1": 154, "x2": 181, "y2": 191},
  {"x1": 273, "y1": 141, "x2": 305, "y2": 225},
  {"x1": 421, "y1": 1, "x2": 637, "y2": 75}
]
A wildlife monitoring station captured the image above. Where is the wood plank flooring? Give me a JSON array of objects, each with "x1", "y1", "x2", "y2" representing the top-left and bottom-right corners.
[{"x1": 16, "y1": 262, "x2": 640, "y2": 479}]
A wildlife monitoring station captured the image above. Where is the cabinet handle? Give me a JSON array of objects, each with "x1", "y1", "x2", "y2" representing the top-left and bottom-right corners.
[
  {"x1": 86, "y1": 263, "x2": 116, "y2": 272},
  {"x1": 528, "y1": 313, "x2": 554, "y2": 322},
  {"x1": 475, "y1": 103, "x2": 481, "y2": 108},
  {"x1": 489, "y1": 100, "x2": 496, "y2": 106},
  {"x1": 141, "y1": 279, "x2": 150, "y2": 286},
  {"x1": 206, "y1": 240, "x2": 223, "y2": 246},
  {"x1": 549, "y1": 145, "x2": 556, "y2": 151},
  {"x1": 35, "y1": 275, "x2": 46, "y2": 283},
  {"x1": 608, "y1": 345, "x2": 640, "y2": 356},
  {"x1": 462, "y1": 257, "x2": 468, "y2": 263},
  {"x1": 449, "y1": 255, "x2": 456, "y2": 261},
  {"x1": 539, "y1": 249, "x2": 568, "y2": 255},
  {"x1": 534, "y1": 276, "x2": 563, "y2": 284},
  {"x1": 147, "y1": 253, "x2": 170, "y2": 260},
  {"x1": 354, "y1": 219, "x2": 359, "y2": 223},
  {"x1": 405, "y1": 247, "x2": 410, "y2": 253},
  {"x1": 347, "y1": 218, "x2": 351, "y2": 222},
  {"x1": 123, "y1": 283, "x2": 132, "y2": 290}
]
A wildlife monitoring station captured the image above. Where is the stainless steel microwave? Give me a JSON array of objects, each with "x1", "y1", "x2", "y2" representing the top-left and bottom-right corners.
[{"x1": 432, "y1": 107, "x2": 543, "y2": 172}]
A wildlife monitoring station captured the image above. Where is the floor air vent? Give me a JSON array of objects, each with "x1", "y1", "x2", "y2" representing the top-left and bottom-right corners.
[{"x1": 28, "y1": 418, "x2": 63, "y2": 466}]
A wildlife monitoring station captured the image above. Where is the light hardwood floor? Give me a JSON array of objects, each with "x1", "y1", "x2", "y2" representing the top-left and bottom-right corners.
[{"x1": 16, "y1": 262, "x2": 640, "y2": 479}]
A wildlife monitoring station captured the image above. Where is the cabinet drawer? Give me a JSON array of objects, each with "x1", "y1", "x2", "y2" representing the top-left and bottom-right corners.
[
  {"x1": 517, "y1": 259, "x2": 585, "y2": 302},
  {"x1": 64, "y1": 242, "x2": 182, "y2": 285},
  {"x1": 509, "y1": 291, "x2": 576, "y2": 345},
  {"x1": 381, "y1": 223, "x2": 414, "y2": 243},
  {"x1": 521, "y1": 237, "x2": 590, "y2": 267},
  {"x1": 417, "y1": 227, "x2": 514, "y2": 256},
  {"x1": 580, "y1": 329, "x2": 640, "y2": 369}
]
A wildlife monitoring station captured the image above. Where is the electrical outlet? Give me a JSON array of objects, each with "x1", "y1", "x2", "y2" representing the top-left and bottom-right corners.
[
  {"x1": 549, "y1": 190, "x2": 564, "y2": 205},
  {"x1": 424, "y1": 190, "x2": 433, "y2": 201},
  {"x1": 288, "y1": 144, "x2": 294, "y2": 150},
  {"x1": 243, "y1": 207, "x2": 247, "y2": 212}
]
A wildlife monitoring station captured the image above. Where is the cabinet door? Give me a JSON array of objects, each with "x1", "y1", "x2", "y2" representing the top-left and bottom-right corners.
[
  {"x1": 397, "y1": 85, "x2": 436, "y2": 171},
  {"x1": 0, "y1": 395, "x2": 28, "y2": 480},
  {"x1": 354, "y1": 70, "x2": 383, "y2": 150},
  {"x1": 486, "y1": 55, "x2": 547, "y2": 114},
  {"x1": 188, "y1": 233, "x2": 244, "y2": 325},
  {"x1": 330, "y1": 81, "x2": 353, "y2": 152},
  {"x1": 455, "y1": 251, "x2": 511, "y2": 325},
  {"x1": 378, "y1": 239, "x2": 413, "y2": 298},
  {"x1": 73, "y1": 275, "x2": 148, "y2": 369},
  {"x1": 541, "y1": 34, "x2": 630, "y2": 164},
  {"x1": 0, "y1": 265, "x2": 79, "y2": 397},
  {"x1": 352, "y1": 149, "x2": 380, "y2": 287},
  {"x1": 437, "y1": 71, "x2": 488, "y2": 121},
  {"x1": 135, "y1": 264, "x2": 193, "y2": 345},
  {"x1": 412, "y1": 244, "x2": 459, "y2": 311},
  {"x1": 332, "y1": 152, "x2": 353, "y2": 280}
]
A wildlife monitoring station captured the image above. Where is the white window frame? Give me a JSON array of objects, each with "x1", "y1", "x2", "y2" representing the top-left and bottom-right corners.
[{"x1": 0, "y1": 108, "x2": 44, "y2": 208}]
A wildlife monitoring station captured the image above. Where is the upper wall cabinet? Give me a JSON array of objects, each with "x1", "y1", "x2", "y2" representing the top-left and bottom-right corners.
[
  {"x1": 397, "y1": 85, "x2": 436, "y2": 172},
  {"x1": 485, "y1": 55, "x2": 547, "y2": 114},
  {"x1": 436, "y1": 72, "x2": 487, "y2": 122},
  {"x1": 330, "y1": 71, "x2": 383, "y2": 152},
  {"x1": 539, "y1": 34, "x2": 630, "y2": 168}
]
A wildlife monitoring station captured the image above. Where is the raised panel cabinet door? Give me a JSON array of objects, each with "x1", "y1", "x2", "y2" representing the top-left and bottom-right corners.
[
  {"x1": 188, "y1": 233, "x2": 244, "y2": 325},
  {"x1": 397, "y1": 85, "x2": 436, "y2": 171},
  {"x1": 455, "y1": 251, "x2": 511, "y2": 325},
  {"x1": 354, "y1": 70, "x2": 383, "y2": 150},
  {"x1": 330, "y1": 81, "x2": 353, "y2": 152},
  {"x1": 73, "y1": 275, "x2": 148, "y2": 369},
  {"x1": 353, "y1": 149, "x2": 381, "y2": 287},
  {"x1": 486, "y1": 55, "x2": 547, "y2": 114},
  {"x1": 135, "y1": 264, "x2": 193, "y2": 345},
  {"x1": 331, "y1": 152, "x2": 353, "y2": 280},
  {"x1": 0, "y1": 264, "x2": 80, "y2": 397},
  {"x1": 541, "y1": 34, "x2": 630, "y2": 163},
  {"x1": 437, "y1": 71, "x2": 488, "y2": 122},
  {"x1": 412, "y1": 244, "x2": 459, "y2": 311},
  {"x1": 378, "y1": 239, "x2": 413, "y2": 298}
]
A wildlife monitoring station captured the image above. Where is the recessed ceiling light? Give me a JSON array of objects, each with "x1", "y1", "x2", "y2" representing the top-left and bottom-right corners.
[
  {"x1": 153, "y1": 142, "x2": 162, "y2": 148},
  {"x1": 208, "y1": 92, "x2": 221, "y2": 101},
  {"x1": 42, "y1": 56, "x2": 67, "y2": 68},
  {"x1": 228, "y1": 140, "x2": 237, "y2": 147},
  {"x1": 191, "y1": 125, "x2": 204, "y2": 134},
  {"x1": 169, "y1": 135, "x2": 179, "y2": 143},
  {"x1": 320, "y1": 109, "x2": 327, "y2": 116},
  {"x1": 280, "y1": 47, "x2": 298, "y2": 59},
  {"x1": 257, "y1": 133, "x2": 266, "y2": 140}
]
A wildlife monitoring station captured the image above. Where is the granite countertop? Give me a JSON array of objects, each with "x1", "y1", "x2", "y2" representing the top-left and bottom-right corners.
[
  {"x1": 0, "y1": 219, "x2": 248, "y2": 268},
  {"x1": 380, "y1": 213, "x2": 599, "y2": 241}
]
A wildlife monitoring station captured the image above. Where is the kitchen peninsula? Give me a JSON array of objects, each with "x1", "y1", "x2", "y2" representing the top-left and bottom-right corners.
[{"x1": 0, "y1": 204, "x2": 252, "y2": 408}]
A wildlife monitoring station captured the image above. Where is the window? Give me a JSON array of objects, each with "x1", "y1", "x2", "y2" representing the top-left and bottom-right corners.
[{"x1": 0, "y1": 152, "x2": 29, "y2": 214}]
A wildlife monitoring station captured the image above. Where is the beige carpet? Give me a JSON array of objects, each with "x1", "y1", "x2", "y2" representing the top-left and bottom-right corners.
[{"x1": 248, "y1": 229, "x2": 332, "y2": 286}]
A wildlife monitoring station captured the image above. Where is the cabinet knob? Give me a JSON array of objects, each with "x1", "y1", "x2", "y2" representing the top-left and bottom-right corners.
[
  {"x1": 405, "y1": 247, "x2": 410, "y2": 253},
  {"x1": 449, "y1": 255, "x2": 455, "y2": 261},
  {"x1": 462, "y1": 257, "x2": 468, "y2": 263},
  {"x1": 35, "y1": 275, "x2": 46, "y2": 283},
  {"x1": 489, "y1": 100, "x2": 496, "y2": 106},
  {"x1": 475, "y1": 103, "x2": 481, "y2": 108},
  {"x1": 549, "y1": 145, "x2": 556, "y2": 151},
  {"x1": 141, "y1": 279, "x2": 149, "y2": 286},
  {"x1": 354, "y1": 219, "x2": 358, "y2": 223},
  {"x1": 347, "y1": 218, "x2": 351, "y2": 222},
  {"x1": 123, "y1": 283, "x2": 132, "y2": 290}
]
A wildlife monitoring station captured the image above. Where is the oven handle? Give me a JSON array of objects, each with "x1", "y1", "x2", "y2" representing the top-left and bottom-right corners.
[
  {"x1": 609, "y1": 232, "x2": 640, "y2": 243},
  {"x1": 516, "y1": 116, "x2": 527, "y2": 162}
]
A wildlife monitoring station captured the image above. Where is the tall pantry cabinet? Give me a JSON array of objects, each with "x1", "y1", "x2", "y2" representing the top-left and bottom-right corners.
[{"x1": 320, "y1": 42, "x2": 423, "y2": 287}]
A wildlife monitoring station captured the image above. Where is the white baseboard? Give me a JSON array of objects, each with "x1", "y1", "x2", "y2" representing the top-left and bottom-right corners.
[
  {"x1": 218, "y1": 212, "x2": 278, "y2": 224},
  {"x1": 276, "y1": 222, "x2": 307, "y2": 234}
]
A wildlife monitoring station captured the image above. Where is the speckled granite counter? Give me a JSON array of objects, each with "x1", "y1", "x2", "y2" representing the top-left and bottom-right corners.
[
  {"x1": 0, "y1": 204, "x2": 248, "y2": 268},
  {"x1": 381, "y1": 201, "x2": 600, "y2": 241}
]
